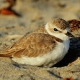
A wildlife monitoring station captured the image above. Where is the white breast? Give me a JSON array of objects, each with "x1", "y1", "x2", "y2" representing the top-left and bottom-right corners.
[{"x1": 12, "y1": 40, "x2": 70, "y2": 67}]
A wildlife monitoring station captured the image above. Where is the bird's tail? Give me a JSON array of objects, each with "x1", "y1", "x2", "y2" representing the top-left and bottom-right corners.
[
  {"x1": 0, "y1": 47, "x2": 13, "y2": 57},
  {"x1": 0, "y1": 53, "x2": 12, "y2": 57}
]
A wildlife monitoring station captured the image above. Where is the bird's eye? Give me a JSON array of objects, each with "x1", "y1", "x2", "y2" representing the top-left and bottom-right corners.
[{"x1": 54, "y1": 28, "x2": 58, "y2": 31}]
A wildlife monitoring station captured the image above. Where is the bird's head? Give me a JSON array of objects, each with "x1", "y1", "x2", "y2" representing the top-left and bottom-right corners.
[{"x1": 45, "y1": 18, "x2": 74, "y2": 41}]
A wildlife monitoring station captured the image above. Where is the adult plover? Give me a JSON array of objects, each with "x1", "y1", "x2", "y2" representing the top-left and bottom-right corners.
[{"x1": 0, "y1": 18, "x2": 74, "y2": 67}]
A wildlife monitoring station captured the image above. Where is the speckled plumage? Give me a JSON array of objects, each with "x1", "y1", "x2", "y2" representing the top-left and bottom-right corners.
[{"x1": 0, "y1": 18, "x2": 73, "y2": 67}]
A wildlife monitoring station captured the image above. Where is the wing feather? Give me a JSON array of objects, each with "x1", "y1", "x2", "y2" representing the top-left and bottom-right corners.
[
  {"x1": 0, "y1": 27, "x2": 56, "y2": 58},
  {"x1": 13, "y1": 33, "x2": 56, "y2": 57}
]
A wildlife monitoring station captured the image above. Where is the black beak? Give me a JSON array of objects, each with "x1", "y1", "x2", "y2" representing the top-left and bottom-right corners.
[{"x1": 66, "y1": 32, "x2": 74, "y2": 37}]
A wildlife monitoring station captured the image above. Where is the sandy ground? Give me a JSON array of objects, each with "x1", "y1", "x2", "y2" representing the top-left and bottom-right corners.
[{"x1": 0, "y1": 0, "x2": 80, "y2": 80}]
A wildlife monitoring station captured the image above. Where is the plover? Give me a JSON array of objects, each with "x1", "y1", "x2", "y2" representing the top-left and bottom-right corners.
[{"x1": 0, "y1": 18, "x2": 74, "y2": 67}]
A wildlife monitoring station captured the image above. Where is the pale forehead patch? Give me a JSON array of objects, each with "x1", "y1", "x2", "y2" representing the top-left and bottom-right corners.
[{"x1": 46, "y1": 21, "x2": 70, "y2": 33}]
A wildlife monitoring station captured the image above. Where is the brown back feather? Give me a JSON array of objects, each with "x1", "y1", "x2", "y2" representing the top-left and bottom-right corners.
[{"x1": 0, "y1": 26, "x2": 62, "y2": 58}]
